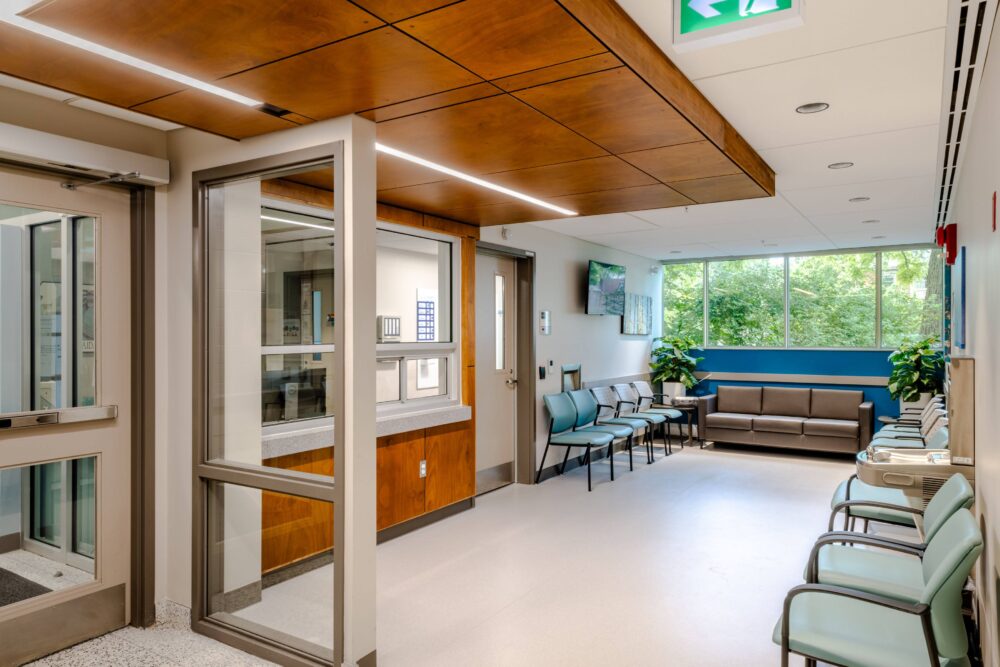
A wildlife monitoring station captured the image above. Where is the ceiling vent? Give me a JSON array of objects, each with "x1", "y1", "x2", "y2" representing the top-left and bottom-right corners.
[{"x1": 935, "y1": 0, "x2": 998, "y2": 228}]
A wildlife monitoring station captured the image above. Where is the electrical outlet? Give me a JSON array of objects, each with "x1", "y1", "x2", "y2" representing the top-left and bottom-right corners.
[{"x1": 419, "y1": 460, "x2": 427, "y2": 478}]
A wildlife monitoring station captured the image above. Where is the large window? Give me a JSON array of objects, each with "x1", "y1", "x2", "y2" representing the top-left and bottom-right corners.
[
  {"x1": 708, "y1": 258, "x2": 785, "y2": 347},
  {"x1": 663, "y1": 247, "x2": 943, "y2": 349},
  {"x1": 789, "y1": 253, "x2": 876, "y2": 348},
  {"x1": 662, "y1": 261, "x2": 704, "y2": 341}
]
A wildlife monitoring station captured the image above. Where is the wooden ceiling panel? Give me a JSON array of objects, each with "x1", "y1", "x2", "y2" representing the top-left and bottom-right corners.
[
  {"x1": 398, "y1": 0, "x2": 605, "y2": 80},
  {"x1": 0, "y1": 24, "x2": 182, "y2": 108},
  {"x1": 492, "y1": 53, "x2": 622, "y2": 92},
  {"x1": 485, "y1": 157, "x2": 657, "y2": 196},
  {"x1": 25, "y1": 0, "x2": 382, "y2": 80},
  {"x1": 668, "y1": 174, "x2": 771, "y2": 205},
  {"x1": 376, "y1": 153, "x2": 449, "y2": 191},
  {"x1": 377, "y1": 95, "x2": 607, "y2": 176},
  {"x1": 438, "y1": 184, "x2": 693, "y2": 226},
  {"x1": 360, "y1": 82, "x2": 503, "y2": 123},
  {"x1": 620, "y1": 141, "x2": 742, "y2": 184},
  {"x1": 133, "y1": 89, "x2": 298, "y2": 140},
  {"x1": 351, "y1": 0, "x2": 460, "y2": 23},
  {"x1": 281, "y1": 167, "x2": 335, "y2": 191},
  {"x1": 220, "y1": 27, "x2": 481, "y2": 120},
  {"x1": 514, "y1": 68, "x2": 703, "y2": 154},
  {"x1": 378, "y1": 179, "x2": 510, "y2": 213}
]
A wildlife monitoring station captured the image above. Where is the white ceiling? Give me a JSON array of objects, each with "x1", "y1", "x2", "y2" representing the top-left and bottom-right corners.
[{"x1": 532, "y1": 0, "x2": 950, "y2": 260}]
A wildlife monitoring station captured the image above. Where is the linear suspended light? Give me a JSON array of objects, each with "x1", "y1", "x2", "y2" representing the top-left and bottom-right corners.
[
  {"x1": 374, "y1": 143, "x2": 578, "y2": 217},
  {"x1": 0, "y1": 10, "x2": 262, "y2": 107},
  {"x1": 261, "y1": 214, "x2": 333, "y2": 231}
]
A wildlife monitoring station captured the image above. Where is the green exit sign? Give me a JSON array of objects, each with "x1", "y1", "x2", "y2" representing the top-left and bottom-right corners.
[{"x1": 674, "y1": 0, "x2": 803, "y2": 51}]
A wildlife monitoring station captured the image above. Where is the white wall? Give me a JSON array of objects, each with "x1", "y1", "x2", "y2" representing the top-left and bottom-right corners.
[
  {"x1": 948, "y1": 10, "x2": 1000, "y2": 664},
  {"x1": 479, "y1": 223, "x2": 663, "y2": 465}
]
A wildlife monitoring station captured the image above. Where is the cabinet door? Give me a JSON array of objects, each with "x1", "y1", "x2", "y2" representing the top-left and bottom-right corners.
[
  {"x1": 261, "y1": 447, "x2": 334, "y2": 573},
  {"x1": 425, "y1": 421, "x2": 475, "y2": 512},
  {"x1": 376, "y1": 431, "x2": 426, "y2": 530}
]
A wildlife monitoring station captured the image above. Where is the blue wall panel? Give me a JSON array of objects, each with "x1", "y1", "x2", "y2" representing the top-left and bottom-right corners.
[{"x1": 690, "y1": 349, "x2": 897, "y2": 418}]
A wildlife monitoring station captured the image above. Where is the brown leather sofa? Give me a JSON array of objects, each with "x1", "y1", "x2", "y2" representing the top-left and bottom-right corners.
[{"x1": 697, "y1": 386, "x2": 873, "y2": 453}]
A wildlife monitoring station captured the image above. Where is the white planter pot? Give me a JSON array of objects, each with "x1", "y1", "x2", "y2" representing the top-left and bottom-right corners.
[
  {"x1": 900, "y1": 392, "x2": 932, "y2": 412},
  {"x1": 661, "y1": 382, "x2": 688, "y2": 403}
]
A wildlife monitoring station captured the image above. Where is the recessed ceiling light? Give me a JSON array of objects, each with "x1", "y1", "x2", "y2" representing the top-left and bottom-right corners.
[
  {"x1": 0, "y1": 11, "x2": 262, "y2": 106},
  {"x1": 872, "y1": 235, "x2": 887, "y2": 240},
  {"x1": 375, "y1": 143, "x2": 577, "y2": 216},
  {"x1": 849, "y1": 196, "x2": 871, "y2": 203},
  {"x1": 828, "y1": 162, "x2": 854, "y2": 169},
  {"x1": 261, "y1": 214, "x2": 334, "y2": 231},
  {"x1": 669, "y1": 250, "x2": 683, "y2": 254},
  {"x1": 796, "y1": 102, "x2": 830, "y2": 114},
  {"x1": 861, "y1": 219, "x2": 880, "y2": 224}
]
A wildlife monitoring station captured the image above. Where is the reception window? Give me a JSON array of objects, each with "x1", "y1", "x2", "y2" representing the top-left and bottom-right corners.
[{"x1": 259, "y1": 207, "x2": 460, "y2": 429}]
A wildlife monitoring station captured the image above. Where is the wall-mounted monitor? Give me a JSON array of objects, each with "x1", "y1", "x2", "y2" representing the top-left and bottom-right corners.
[{"x1": 586, "y1": 260, "x2": 626, "y2": 315}]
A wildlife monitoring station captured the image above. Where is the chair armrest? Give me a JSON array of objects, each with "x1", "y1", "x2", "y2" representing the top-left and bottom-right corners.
[
  {"x1": 697, "y1": 394, "x2": 717, "y2": 436},
  {"x1": 806, "y1": 532, "x2": 924, "y2": 582},
  {"x1": 596, "y1": 403, "x2": 620, "y2": 418},
  {"x1": 780, "y1": 584, "x2": 933, "y2": 661},
  {"x1": 858, "y1": 401, "x2": 874, "y2": 447},
  {"x1": 828, "y1": 499, "x2": 923, "y2": 531}
]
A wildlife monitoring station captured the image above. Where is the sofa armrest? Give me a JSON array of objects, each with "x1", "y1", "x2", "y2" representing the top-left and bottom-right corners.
[
  {"x1": 859, "y1": 401, "x2": 874, "y2": 447},
  {"x1": 698, "y1": 394, "x2": 717, "y2": 436}
]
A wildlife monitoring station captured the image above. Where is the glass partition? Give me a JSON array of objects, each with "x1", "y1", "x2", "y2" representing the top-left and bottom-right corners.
[
  {"x1": 375, "y1": 229, "x2": 452, "y2": 344},
  {"x1": 0, "y1": 204, "x2": 97, "y2": 414},
  {"x1": 0, "y1": 457, "x2": 97, "y2": 609}
]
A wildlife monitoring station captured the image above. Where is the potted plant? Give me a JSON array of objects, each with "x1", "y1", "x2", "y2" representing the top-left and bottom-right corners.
[
  {"x1": 650, "y1": 337, "x2": 704, "y2": 401},
  {"x1": 887, "y1": 337, "x2": 944, "y2": 410}
]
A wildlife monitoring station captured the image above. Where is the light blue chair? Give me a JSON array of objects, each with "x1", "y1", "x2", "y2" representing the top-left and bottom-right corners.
[
  {"x1": 829, "y1": 470, "x2": 970, "y2": 535},
  {"x1": 870, "y1": 423, "x2": 949, "y2": 451},
  {"x1": 591, "y1": 386, "x2": 654, "y2": 464},
  {"x1": 774, "y1": 508, "x2": 983, "y2": 667},
  {"x1": 613, "y1": 383, "x2": 671, "y2": 458},
  {"x1": 536, "y1": 392, "x2": 615, "y2": 492},
  {"x1": 568, "y1": 389, "x2": 645, "y2": 477}
]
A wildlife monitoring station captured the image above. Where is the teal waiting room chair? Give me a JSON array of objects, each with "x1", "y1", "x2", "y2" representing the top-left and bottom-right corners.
[
  {"x1": 632, "y1": 380, "x2": 687, "y2": 445},
  {"x1": 612, "y1": 383, "x2": 672, "y2": 457},
  {"x1": 568, "y1": 389, "x2": 644, "y2": 477},
  {"x1": 774, "y1": 508, "x2": 983, "y2": 666},
  {"x1": 536, "y1": 392, "x2": 615, "y2": 492},
  {"x1": 870, "y1": 422, "x2": 949, "y2": 451},
  {"x1": 591, "y1": 386, "x2": 655, "y2": 463},
  {"x1": 829, "y1": 471, "x2": 972, "y2": 535}
]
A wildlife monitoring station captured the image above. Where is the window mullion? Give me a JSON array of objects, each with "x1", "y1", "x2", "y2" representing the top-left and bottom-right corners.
[
  {"x1": 875, "y1": 251, "x2": 883, "y2": 349},
  {"x1": 784, "y1": 256, "x2": 790, "y2": 349}
]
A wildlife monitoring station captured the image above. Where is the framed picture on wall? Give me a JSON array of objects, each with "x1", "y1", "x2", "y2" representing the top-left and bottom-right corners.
[{"x1": 622, "y1": 293, "x2": 653, "y2": 335}]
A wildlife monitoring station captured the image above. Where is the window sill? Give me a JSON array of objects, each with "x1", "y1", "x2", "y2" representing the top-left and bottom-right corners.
[
  {"x1": 376, "y1": 404, "x2": 471, "y2": 437},
  {"x1": 259, "y1": 404, "x2": 472, "y2": 459}
]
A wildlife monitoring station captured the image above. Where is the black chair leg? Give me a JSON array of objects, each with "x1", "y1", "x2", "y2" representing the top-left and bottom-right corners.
[
  {"x1": 646, "y1": 430, "x2": 653, "y2": 464},
  {"x1": 862, "y1": 518, "x2": 870, "y2": 533},
  {"x1": 608, "y1": 443, "x2": 615, "y2": 481},
  {"x1": 535, "y1": 443, "x2": 550, "y2": 483},
  {"x1": 559, "y1": 446, "x2": 572, "y2": 474},
  {"x1": 628, "y1": 435, "x2": 634, "y2": 471},
  {"x1": 585, "y1": 448, "x2": 592, "y2": 492}
]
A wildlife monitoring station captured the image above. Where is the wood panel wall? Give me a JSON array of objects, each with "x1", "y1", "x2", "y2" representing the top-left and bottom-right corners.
[{"x1": 260, "y1": 180, "x2": 479, "y2": 570}]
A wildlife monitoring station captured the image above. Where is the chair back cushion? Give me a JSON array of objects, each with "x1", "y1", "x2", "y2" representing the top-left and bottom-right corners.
[
  {"x1": 590, "y1": 387, "x2": 618, "y2": 419},
  {"x1": 633, "y1": 380, "x2": 654, "y2": 399},
  {"x1": 613, "y1": 383, "x2": 641, "y2": 414},
  {"x1": 568, "y1": 390, "x2": 599, "y2": 428},
  {"x1": 921, "y1": 409, "x2": 947, "y2": 435},
  {"x1": 810, "y1": 389, "x2": 863, "y2": 420},
  {"x1": 923, "y1": 474, "x2": 974, "y2": 541},
  {"x1": 761, "y1": 387, "x2": 811, "y2": 417},
  {"x1": 925, "y1": 424, "x2": 949, "y2": 450},
  {"x1": 717, "y1": 386, "x2": 762, "y2": 415},
  {"x1": 543, "y1": 393, "x2": 578, "y2": 434},
  {"x1": 920, "y1": 509, "x2": 983, "y2": 658}
]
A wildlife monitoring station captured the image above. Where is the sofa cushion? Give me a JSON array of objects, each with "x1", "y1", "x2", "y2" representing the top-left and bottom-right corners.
[
  {"x1": 762, "y1": 387, "x2": 811, "y2": 418},
  {"x1": 804, "y1": 418, "x2": 859, "y2": 438},
  {"x1": 705, "y1": 412, "x2": 754, "y2": 430},
  {"x1": 811, "y1": 389, "x2": 863, "y2": 420},
  {"x1": 753, "y1": 415, "x2": 805, "y2": 434},
  {"x1": 717, "y1": 386, "x2": 762, "y2": 415}
]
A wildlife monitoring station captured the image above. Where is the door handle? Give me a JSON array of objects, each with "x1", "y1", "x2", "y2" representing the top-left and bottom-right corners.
[{"x1": 505, "y1": 377, "x2": 518, "y2": 387}]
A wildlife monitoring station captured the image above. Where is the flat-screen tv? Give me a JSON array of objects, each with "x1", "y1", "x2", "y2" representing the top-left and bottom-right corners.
[{"x1": 586, "y1": 260, "x2": 626, "y2": 315}]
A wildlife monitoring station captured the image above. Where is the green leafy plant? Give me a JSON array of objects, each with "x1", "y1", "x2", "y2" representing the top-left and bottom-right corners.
[
  {"x1": 887, "y1": 337, "x2": 944, "y2": 402},
  {"x1": 650, "y1": 337, "x2": 704, "y2": 389}
]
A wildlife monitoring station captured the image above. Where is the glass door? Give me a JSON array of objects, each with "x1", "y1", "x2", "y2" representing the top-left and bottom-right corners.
[{"x1": 0, "y1": 163, "x2": 133, "y2": 665}]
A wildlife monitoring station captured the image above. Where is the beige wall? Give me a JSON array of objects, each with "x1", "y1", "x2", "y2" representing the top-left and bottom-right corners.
[
  {"x1": 479, "y1": 223, "x2": 663, "y2": 464},
  {"x1": 949, "y1": 10, "x2": 1000, "y2": 664}
]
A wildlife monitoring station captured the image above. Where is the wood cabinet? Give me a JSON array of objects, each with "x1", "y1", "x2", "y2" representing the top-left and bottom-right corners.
[
  {"x1": 425, "y1": 421, "x2": 476, "y2": 512},
  {"x1": 376, "y1": 431, "x2": 427, "y2": 530},
  {"x1": 261, "y1": 447, "x2": 334, "y2": 573}
]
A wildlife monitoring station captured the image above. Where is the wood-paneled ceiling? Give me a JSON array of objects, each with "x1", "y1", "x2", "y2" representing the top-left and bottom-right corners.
[{"x1": 4, "y1": 0, "x2": 775, "y2": 226}]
